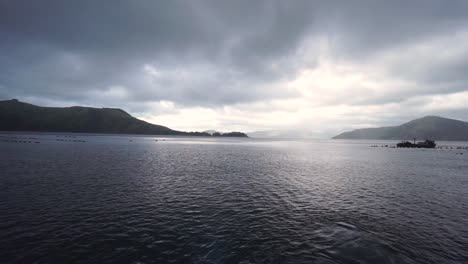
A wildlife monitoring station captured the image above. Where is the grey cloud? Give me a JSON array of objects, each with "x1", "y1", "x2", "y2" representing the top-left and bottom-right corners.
[
  {"x1": 1, "y1": 0, "x2": 468, "y2": 119},
  {"x1": 1, "y1": 0, "x2": 317, "y2": 107},
  {"x1": 320, "y1": 0, "x2": 468, "y2": 59}
]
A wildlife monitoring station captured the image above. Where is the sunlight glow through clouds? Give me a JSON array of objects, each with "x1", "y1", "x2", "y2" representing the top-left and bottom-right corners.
[{"x1": 139, "y1": 30, "x2": 468, "y2": 136}]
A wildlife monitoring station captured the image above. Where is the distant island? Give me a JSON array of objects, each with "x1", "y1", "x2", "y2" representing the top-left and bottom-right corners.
[
  {"x1": 0, "y1": 99, "x2": 248, "y2": 137},
  {"x1": 332, "y1": 116, "x2": 468, "y2": 141}
]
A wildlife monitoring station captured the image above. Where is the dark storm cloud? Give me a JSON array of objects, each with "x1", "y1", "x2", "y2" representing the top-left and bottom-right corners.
[
  {"x1": 1, "y1": 0, "x2": 468, "y2": 112},
  {"x1": 320, "y1": 1, "x2": 468, "y2": 57},
  {"x1": 0, "y1": 0, "x2": 318, "y2": 107}
]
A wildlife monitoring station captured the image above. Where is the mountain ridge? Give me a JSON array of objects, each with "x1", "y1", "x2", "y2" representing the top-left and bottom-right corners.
[
  {"x1": 0, "y1": 99, "x2": 248, "y2": 137},
  {"x1": 332, "y1": 116, "x2": 468, "y2": 141}
]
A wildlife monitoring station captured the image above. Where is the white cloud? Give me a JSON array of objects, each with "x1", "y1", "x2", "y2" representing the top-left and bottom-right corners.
[{"x1": 135, "y1": 29, "x2": 468, "y2": 136}]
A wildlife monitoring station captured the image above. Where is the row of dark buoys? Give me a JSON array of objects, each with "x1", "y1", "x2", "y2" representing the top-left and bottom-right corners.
[
  {"x1": 370, "y1": 145, "x2": 395, "y2": 148},
  {"x1": 436, "y1": 146, "x2": 468, "y2": 150},
  {"x1": 55, "y1": 135, "x2": 77, "y2": 138},
  {"x1": 370, "y1": 144, "x2": 468, "y2": 152},
  {"x1": 128, "y1": 138, "x2": 166, "y2": 142},
  {"x1": 0, "y1": 139, "x2": 40, "y2": 143},
  {"x1": 0, "y1": 135, "x2": 86, "y2": 144},
  {"x1": 0, "y1": 136, "x2": 39, "y2": 140},
  {"x1": 55, "y1": 139, "x2": 86, "y2": 142}
]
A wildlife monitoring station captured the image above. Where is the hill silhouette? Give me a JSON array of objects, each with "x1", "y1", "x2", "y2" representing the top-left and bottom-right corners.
[
  {"x1": 0, "y1": 99, "x2": 248, "y2": 137},
  {"x1": 332, "y1": 116, "x2": 468, "y2": 141}
]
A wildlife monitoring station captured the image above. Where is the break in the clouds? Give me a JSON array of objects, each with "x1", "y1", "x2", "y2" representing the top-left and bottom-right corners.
[{"x1": 1, "y1": 0, "x2": 468, "y2": 136}]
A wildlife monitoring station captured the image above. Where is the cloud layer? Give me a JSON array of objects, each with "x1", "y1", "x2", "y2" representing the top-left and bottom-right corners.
[{"x1": 2, "y1": 0, "x2": 468, "y2": 136}]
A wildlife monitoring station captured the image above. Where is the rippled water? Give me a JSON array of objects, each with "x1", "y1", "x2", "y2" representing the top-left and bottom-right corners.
[{"x1": 1, "y1": 134, "x2": 468, "y2": 263}]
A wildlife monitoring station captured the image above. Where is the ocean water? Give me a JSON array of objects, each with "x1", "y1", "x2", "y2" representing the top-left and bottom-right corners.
[{"x1": 1, "y1": 134, "x2": 467, "y2": 264}]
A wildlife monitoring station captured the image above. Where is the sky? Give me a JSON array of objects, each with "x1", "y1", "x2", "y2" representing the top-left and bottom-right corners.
[{"x1": 1, "y1": 0, "x2": 468, "y2": 137}]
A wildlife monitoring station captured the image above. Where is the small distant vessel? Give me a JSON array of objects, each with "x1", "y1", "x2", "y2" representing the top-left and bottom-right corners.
[{"x1": 397, "y1": 138, "x2": 436, "y2": 148}]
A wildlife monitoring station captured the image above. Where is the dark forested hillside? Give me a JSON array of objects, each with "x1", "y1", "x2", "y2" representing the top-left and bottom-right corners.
[
  {"x1": 0, "y1": 99, "x2": 248, "y2": 137},
  {"x1": 0, "y1": 99, "x2": 183, "y2": 135}
]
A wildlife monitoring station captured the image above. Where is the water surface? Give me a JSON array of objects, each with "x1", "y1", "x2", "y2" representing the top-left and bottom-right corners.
[{"x1": 1, "y1": 134, "x2": 467, "y2": 263}]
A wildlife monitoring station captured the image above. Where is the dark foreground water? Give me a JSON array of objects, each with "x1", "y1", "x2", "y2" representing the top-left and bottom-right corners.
[{"x1": 1, "y1": 134, "x2": 468, "y2": 264}]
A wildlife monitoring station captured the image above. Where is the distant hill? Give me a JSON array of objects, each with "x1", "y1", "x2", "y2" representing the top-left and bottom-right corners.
[
  {"x1": 203, "y1": 130, "x2": 218, "y2": 135},
  {"x1": 332, "y1": 116, "x2": 468, "y2": 141},
  {"x1": 0, "y1": 99, "x2": 248, "y2": 137},
  {"x1": 202, "y1": 130, "x2": 247, "y2": 137},
  {"x1": 247, "y1": 130, "x2": 329, "y2": 139}
]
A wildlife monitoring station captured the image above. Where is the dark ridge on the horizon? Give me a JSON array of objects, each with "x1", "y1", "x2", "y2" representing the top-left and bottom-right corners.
[
  {"x1": 0, "y1": 99, "x2": 248, "y2": 137},
  {"x1": 332, "y1": 116, "x2": 468, "y2": 141}
]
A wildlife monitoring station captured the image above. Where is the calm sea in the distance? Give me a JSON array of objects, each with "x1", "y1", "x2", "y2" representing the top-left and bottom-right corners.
[{"x1": 1, "y1": 133, "x2": 467, "y2": 263}]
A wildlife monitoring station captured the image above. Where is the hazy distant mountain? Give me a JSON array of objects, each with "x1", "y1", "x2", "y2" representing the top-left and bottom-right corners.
[
  {"x1": 332, "y1": 116, "x2": 468, "y2": 141},
  {"x1": 203, "y1": 130, "x2": 218, "y2": 135},
  {"x1": 0, "y1": 99, "x2": 248, "y2": 137},
  {"x1": 248, "y1": 130, "x2": 329, "y2": 139},
  {"x1": 247, "y1": 130, "x2": 286, "y2": 138}
]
